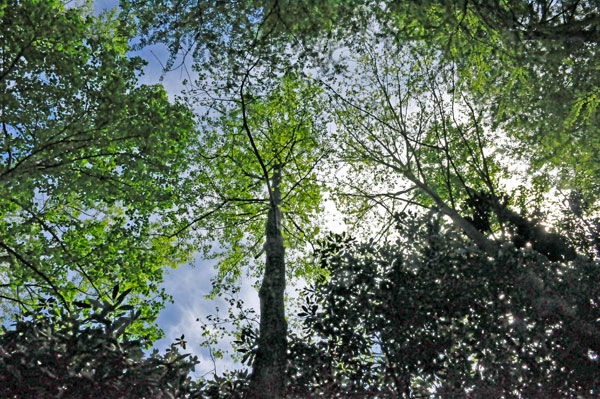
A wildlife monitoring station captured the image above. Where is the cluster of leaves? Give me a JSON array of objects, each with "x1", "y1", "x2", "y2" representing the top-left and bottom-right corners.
[
  {"x1": 0, "y1": 289, "x2": 201, "y2": 399},
  {"x1": 0, "y1": 0, "x2": 196, "y2": 339},
  {"x1": 122, "y1": 0, "x2": 370, "y2": 86},
  {"x1": 198, "y1": 370, "x2": 251, "y2": 399},
  {"x1": 286, "y1": 212, "x2": 600, "y2": 398},
  {"x1": 0, "y1": 285, "x2": 287, "y2": 399}
]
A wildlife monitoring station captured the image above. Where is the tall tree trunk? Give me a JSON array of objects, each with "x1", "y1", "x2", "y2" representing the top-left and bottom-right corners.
[{"x1": 246, "y1": 165, "x2": 287, "y2": 398}]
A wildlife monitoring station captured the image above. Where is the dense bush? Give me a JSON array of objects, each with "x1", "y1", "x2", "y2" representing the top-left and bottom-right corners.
[
  {"x1": 284, "y1": 213, "x2": 600, "y2": 398},
  {"x1": 0, "y1": 293, "x2": 201, "y2": 399}
]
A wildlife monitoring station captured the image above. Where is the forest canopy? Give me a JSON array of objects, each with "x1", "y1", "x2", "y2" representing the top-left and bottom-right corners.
[{"x1": 1, "y1": 0, "x2": 599, "y2": 398}]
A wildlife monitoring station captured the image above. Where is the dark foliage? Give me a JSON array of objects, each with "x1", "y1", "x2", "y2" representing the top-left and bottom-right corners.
[
  {"x1": 558, "y1": 190, "x2": 600, "y2": 260},
  {"x1": 7, "y1": 214, "x2": 596, "y2": 398},
  {"x1": 202, "y1": 210, "x2": 600, "y2": 398},
  {"x1": 0, "y1": 294, "x2": 202, "y2": 399},
  {"x1": 462, "y1": 188, "x2": 577, "y2": 262},
  {"x1": 288, "y1": 212, "x2": 600, "y2": 398},
  {"x1": 198, "y1": 370, "x2": 251, "y2": 399}
]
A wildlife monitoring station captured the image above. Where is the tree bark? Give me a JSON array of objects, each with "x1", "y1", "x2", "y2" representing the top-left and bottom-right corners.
[
  {"x1": 246, "y1": 165, "x2": 287, "y2": 399},
  {"x1": 404, "y1": 171, "x2": 498, "y2": 257},
  {"x1": 407, "y1": 171, "x2": 576, "y2": 261}
]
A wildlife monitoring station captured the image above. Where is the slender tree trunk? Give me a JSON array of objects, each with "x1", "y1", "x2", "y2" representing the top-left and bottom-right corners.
[{"x1": 246, "y1": 165, "x2": 287, "y2": 398}]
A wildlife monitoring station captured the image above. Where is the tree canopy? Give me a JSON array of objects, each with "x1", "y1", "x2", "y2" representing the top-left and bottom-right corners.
[
  {"x1": 381, "y1": 0, "x2": 600, "y2": 197},
  {"x1": 0, "y1": 0, "x2": 197, "y2": 340},
  {"x1": 122, "y1": 0, "x2": 600, "y2": 395},
  {"x1": 1, "y1": 0, "x2": 599, "y2": 397}
]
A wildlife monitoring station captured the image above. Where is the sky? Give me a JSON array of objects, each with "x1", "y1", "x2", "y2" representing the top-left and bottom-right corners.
[{"x1": 133, "y1": 47, "x2": 259, "y2": 380}]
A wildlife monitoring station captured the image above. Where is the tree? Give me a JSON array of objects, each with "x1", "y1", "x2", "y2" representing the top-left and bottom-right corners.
[
  {"x1": 380, "y1": 0, "x2": 600, "y2": 198},
  {"x1": 328, "y1": 28, "x2": 581, "y2": 263},
  {"x1": 119, "y1": 1, "x2": 379, "y2": 392},
  {"x1": 179, "y1": 74, "x2": 329, "y2": 398},
  {"x1": 0, "y1": 0, "x2": 196, "y2": 339}
]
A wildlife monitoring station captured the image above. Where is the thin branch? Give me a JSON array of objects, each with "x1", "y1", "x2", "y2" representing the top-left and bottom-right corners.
[
  {"x1": 169, "y1": 200, "x2": 229, "y2": 238},
  {"x1": 281, "y1": 150, "x2": 330, "y2": 202},
  {"x1": 0, "y1": 241, "x2": 69, "y2": 309},
  {"x1": 0, "y1": 293, "x2": 33, "y2": 313}
]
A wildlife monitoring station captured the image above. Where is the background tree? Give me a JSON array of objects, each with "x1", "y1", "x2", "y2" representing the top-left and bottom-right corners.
[
  {"x1": 0, "y1": 0, "x2": 196, "y2": 340},
  {"x1": 328, "y1": 29, "x2": 579, "y2": 264},
  {"x1": 380, "y1": 0, "x2": 600, "y2": 199}
]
